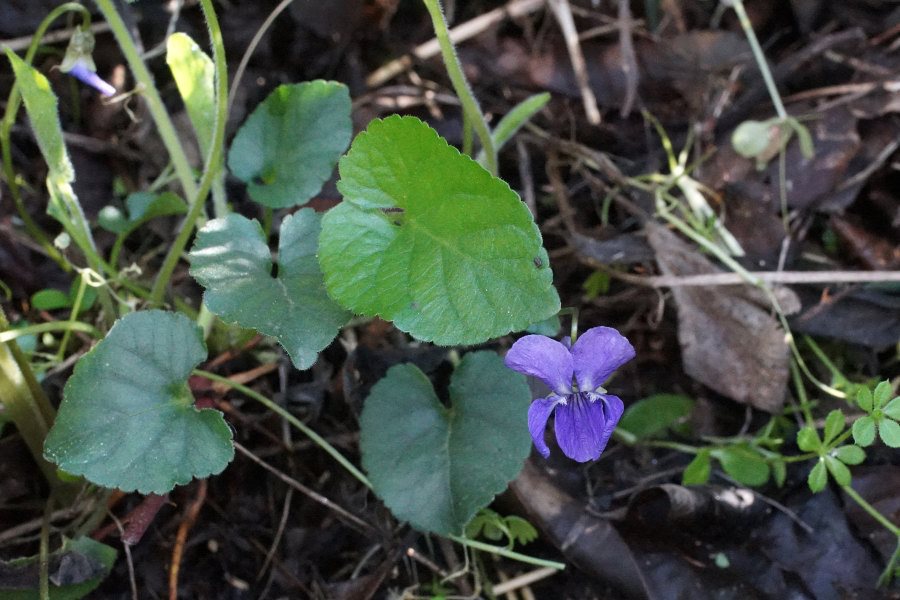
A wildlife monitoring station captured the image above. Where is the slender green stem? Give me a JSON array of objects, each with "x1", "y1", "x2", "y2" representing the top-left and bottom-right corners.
[
  {"x1": 0, "y1": 310, "x2": 64, "y2": 488},
  {"x1": 421, "y1": 0, "x2": 497, "y2": 174},
  {"x1": 878, "y1": 540, "x2": 900, "y2": 587},
  {"x1": 0, "y1": 320, "x2": 102, "y2": 344},
  {"x1": 656, "y1": 201, "x2": 846, "y2": 400},
  {"x1": 193, "y1": 369, "x2": 372, "y2": 489},
  {"x1": 56, "y1": 271, "x2": 90, "y2": 361},
  {"x1": 727, "y1": 0, "x2": 788, "y2": 119},
  {"x1": 0, "y1": 3, "x2": 90, "y2": 273},
  {"x1": 447, "y1": 534, "x2": 566, "y2": 570},
  {"x1": 39, "y1": 494, "x2": 53, "y2": 600},
  {"x1": 842, "y1": 484, "x2": 900, "y2": 537},
  {"x1": 92, "y1": 0, "x2": 198, "y2": 201},
  {"x1": 149, "y1": 0, "x2": 229, "y2": 305},
  {"x1": 790, "y1": 360, "x2": 815, "y2": 426}
]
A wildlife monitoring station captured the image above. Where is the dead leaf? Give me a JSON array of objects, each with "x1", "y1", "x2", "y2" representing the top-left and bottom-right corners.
[{"x1": 646, "y1": 223, "x2": 792, "y2": 412}]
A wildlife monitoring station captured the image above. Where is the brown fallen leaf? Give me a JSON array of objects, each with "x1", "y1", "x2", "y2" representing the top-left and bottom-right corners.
[{"x1": 645, "y1": 223, "x2": 794, "y2": 412}]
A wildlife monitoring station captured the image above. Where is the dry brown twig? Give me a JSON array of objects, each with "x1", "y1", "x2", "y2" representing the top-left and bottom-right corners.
[
  {"x1": 546, "y1": 0, "x2": 602, "y2": 124},
  {"x1": 366, "y1": 0, "x2": 546, "y2": 87}
]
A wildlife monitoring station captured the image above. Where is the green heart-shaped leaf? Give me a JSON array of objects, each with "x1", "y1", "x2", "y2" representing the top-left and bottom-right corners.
[
  {"x1": 227, "y1": 81, "x2": 351, "y2": 208},
  {"x1": 189, "y1": 210, "x2": 350, "y2": 369},
  {"x1": 319, "y1": 116, "x2": 560, "y2": 345},
  {"x1": 360, "y1": 351, "x2": 532, "y2": 534},
  {"x1": 44, "y1": 311, "x2": 233, "y2": 494}
]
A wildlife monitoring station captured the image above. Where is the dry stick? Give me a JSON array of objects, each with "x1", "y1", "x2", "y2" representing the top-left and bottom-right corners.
[
  {"x1": 592, "y1": 269, "x2": 900, "y2": 287},
  {"x1": 366, "y1": 0, "x2": 546, "y2": 87},
  {"x1": 616, "y1": 0, "x2": 639, "y2": 117},
  {"x1": 233, "y1": 442, "x2": 374, "y2": 535},
  {"x1": 0, "y1": 21, "x2": 111, "y2": 51},
  {"x1": 547, "y1": 0, "x2": 601, "y2": 124},
  {"x1": 257, "y1": 487, "x2": 293, "y2": 582},
  {"x1": 168, "y1": 480, "x2": 208, "y2": 600},
  {"x1": 492, "y1": 566, "x2": 558, "y2": 595}
]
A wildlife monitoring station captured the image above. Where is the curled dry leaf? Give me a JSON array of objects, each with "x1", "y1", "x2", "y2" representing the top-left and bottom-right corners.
[{"x1": 646, "y1": 223, "x2": 795, "y2": 412}]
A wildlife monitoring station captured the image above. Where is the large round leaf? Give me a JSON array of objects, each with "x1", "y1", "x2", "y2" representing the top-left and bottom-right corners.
[
  {"x1": 227, "y1": 81, "x2": 351, "y2": 208},
  {"x1": 43, "y1": 311, "x2": 233, "y2": 494},
  {"x1": 189, "y1": 210, "x2": 350, "y2": 369},
  {"x1": 360, "y1": 351, "x2": 532, "y2": 534},
  {"x1": 319, "y1": 115, "x2": 560, "y2": 345}
]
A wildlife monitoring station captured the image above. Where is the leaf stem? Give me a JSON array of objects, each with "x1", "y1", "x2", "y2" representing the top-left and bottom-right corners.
[
  {"x1": 421, "y1": 0, "x2": 497, "y2": 174},
  {"x1": 148, "y1": 0, "x2": 228, "y2": 305},
  {"x1": 841, "y1": 483, "x2": 900, "y2": 537},
  {"x1": 447, "y1": 534, "x2": 566, "y2": 570},
  {"x1": 726, "y1": 0, "x2": 788, "y2": 120},
  {"x1": 92, "y1": 0, "x2": 198, "y2": 202},
  {"x1": 193, "y1": 369, "x2": 373, "y2": 489},
  {"x1": 0, "y1": 2, "x2": 90, "y2": 272}
]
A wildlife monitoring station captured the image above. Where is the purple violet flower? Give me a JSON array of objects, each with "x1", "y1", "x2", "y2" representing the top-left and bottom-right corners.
[
  {"x1": 505, "y1": 326, "x2": 635, "y2": 462},
  {"x1": 66, "y1": 60, "x2": 116, "y2": 97}
]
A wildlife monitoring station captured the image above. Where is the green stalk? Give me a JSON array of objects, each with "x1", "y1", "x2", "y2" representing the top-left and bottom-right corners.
[
  {"x1": 726, "y1": 0, "x2": 787, "y2": 119},
  {"x1": 0, "y1": 310, "x2": 64, "y2": 488},
  {"x1": 421, "y1": 0, "x2": 497, "y2": 175},
  {"x1": 193, "y1": 369, "x2": 372, "y2": 489},
  {"x1": 655, "y1": 199, "x2": 845, "y2": 400},
  {"x1": 92, "y1": 0, "x2": 198, "y2": 202},
  {"x1": 0, "y1": 2, "x2": 91, "y2": 272},
  {"x1": 447, "y1": 534, "x2": 565, "y2": 570},
  {"x1": 842, "y1": 484, "x2": 900, "y2": 537},
  {"x1": 148, "y1": 0, "x2": 229, "y2": 305}
]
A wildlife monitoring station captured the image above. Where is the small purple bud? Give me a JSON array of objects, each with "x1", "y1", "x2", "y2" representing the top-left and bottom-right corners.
[{"x1": 67, "y1": 61, "x2": 116, "y2": 97}]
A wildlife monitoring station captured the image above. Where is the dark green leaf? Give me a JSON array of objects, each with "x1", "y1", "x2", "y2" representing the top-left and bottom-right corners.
[
  {"x1": 0, "y1": 536, "x2": 116, "y2": 599},
  {"x1": 878, "y1": 419, "x2": 900, "y2": 448},
  {"x1": 99, "y1": 192, "x2": 186, "y2": 235},
  {"x1": 319, "y1": 116, "x2": 560, "y2": 345},
  {"x1": 833, "y1": 444, "x2": 865, "y2": 465},
  {"x1": 851, "y1": 416, "x2": 876, "y2": 447},
  {"x1": 505, "y1": 515, "x2": 538, "y2": 545},
  {"x1": 227, "y1": 81, "x2": 351, "y2": 208},
  {"x1": 883, "y1": 397, "x2": 900, "y2": 421},
  {"x1": 682, "y1": 450, "x2": 711, "y2": 485},
  {"x1": 856, "y1": 387, "x2": 873, "y2": 413},
  {"x1": 714, "y1": 446, "x2": 770, "y2": 486},
  {"x1": 796, "y1": 426, "x2": 821, "y2": 452},
  {"x1": 824, "y1": 456, "x2": 851, "y2": 486},
  {"x1": 166, "y1": 33, "x2": 215, "y2": 159},
  {"x1": 189, "y1": 210, "x2": 350, "y2": 370},
  {"x1": 771, "y1": 458, "x2": 786, "y2": 487},
  {"x1": 823, "y1": 409, "x2": 845, "y2": 445},
  {"x1": 808, "y1": 460, "x2": 827, "y2": 493},
  {"x1": 360, "y1": 351, "x2": 532, "y2": 534},
  {"x1": 31, "y1": 289, "x2": 71, "y2": 311},
  {"x1": 618, "y1": 393, "x2": 694, "y2": 440},
  {"x1": 44, "y1": 311, "x2": 233, "y2": 493},
  {"x1": 873, "y1": 380, "x2": 893, "y2": 410}
]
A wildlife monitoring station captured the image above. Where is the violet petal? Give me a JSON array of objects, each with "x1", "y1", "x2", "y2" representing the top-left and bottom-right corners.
[
  {"x1": 527, "y1": 397, "x2": 559, "y2": 458},
  {"x1": 505, "y1": 334, "x2": 574, "y2": 395},
  {"x1": 596, "y1": 394, "x2": 624, "y2": 456},
  {"x1": 68, "y1": 62, "x2": 116, "y2": 97},
  {"x1": 572, "y1": 326, "x2": 635, "y2": 391},
  {"x1": 553, "y1": 392, "x2": 612, "y2": 462}
]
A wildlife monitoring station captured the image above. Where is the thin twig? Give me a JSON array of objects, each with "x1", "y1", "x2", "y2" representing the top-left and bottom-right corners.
[
  {"x1": 168, "y1": 480, "x2": 208, "y2": 600},
  {"x1": 547, "y1": 0, "x2": 601, "y2": 124},
  {"x1": 591, "y1": 268, "x2": 900, "y2": 287},
  {"x1": 491, "y1": 566, "x2": 558, "y2": 595},
  {"x1": 366, "y1": 0, "x2": 546, "y2": 88},
  {"x1": 617, "y1": 0, "x2": 639, "y2": 117},
  {"x1": 0, "y1": 22, "x2": 111, "y2": 52},
  {"x1": 233, "y1": 442, "x2": 374, "y2": 535}
]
